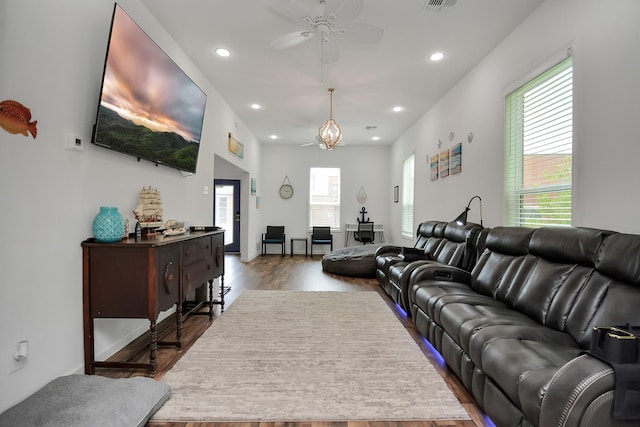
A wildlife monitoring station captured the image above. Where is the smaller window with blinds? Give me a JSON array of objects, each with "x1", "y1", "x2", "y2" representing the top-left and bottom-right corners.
[
  {"x1": 505, "y1": 55, "x2": 573, "y2": 227},
  {"x1": 402, "y1": 155, "x2": 415, "y2": 237},
  {"x1": 309, "y1": 167, "x2": 341, "y2": 229}
]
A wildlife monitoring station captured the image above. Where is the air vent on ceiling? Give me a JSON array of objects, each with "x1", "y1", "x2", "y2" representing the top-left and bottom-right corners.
[{"x1": 424, "y1": 0, "x2": 457, "y2": 12}]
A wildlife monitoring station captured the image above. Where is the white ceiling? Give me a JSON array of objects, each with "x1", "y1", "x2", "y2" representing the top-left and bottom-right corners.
[{"x1": 141, "y1": 0, "x2": 543, "y2": 148}]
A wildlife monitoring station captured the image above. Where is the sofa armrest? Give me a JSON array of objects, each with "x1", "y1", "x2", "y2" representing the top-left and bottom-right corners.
[
  {"x1": 399, "y1": 247, "x2": 429, "y2": 262},
  {"x1": 374, "y1": 244, "x2": 403, "y2": 258},
  {"x1": 539, "y1": 354, "x2": 616, "y2": 427},
  {"x1": 409, "y1": 263, "x2": 472, "y2": 286}
]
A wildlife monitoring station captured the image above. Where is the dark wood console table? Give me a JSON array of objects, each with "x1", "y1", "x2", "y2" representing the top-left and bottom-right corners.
[{"x1": 81, "y1": 230, "x2": 225, "y2": 375}]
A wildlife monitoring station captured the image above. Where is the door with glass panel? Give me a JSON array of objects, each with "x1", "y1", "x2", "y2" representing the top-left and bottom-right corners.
[{"x1": 214, "y1": 179, "x2": 240, "y2": 253}]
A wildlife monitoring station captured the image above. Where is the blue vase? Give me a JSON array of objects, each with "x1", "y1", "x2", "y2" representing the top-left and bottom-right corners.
[{"x1": 93, "y1": 206, "x2": 125, "y2": 243}]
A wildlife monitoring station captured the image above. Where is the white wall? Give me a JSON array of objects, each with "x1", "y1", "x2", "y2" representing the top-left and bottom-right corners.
[
  {"x1": 391, "y1": 0, "x2": 640, "y2": 234},
  {"x1": 259, "y1": 145, "x2": 391, "y2": 254},
  {"x1": 0, "y1": 0, "x2": 261, "y2": 411}
]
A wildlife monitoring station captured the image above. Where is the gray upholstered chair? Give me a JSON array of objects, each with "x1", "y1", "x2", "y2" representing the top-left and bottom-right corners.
[
  {"x1": 310, "y1": 226, "x2": 333, "y2": 256},
  {"x1": 262, "y1": 226, "x2": 285, "y2": 256}
]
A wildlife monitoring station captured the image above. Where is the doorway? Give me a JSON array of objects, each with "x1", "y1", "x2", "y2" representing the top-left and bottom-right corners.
[{"x1": 214, "y1": 179, "x2": 240, "y2": 253}]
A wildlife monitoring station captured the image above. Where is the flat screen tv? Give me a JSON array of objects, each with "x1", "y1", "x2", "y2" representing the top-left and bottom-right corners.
[{"x1": 92, "y1": 4, "x2": 207, "y2": 174}]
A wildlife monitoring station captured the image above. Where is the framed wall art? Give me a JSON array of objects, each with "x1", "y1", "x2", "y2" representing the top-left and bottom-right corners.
[
  {"x1": 450, "y1": 143, "x2": 462, "y2": 174},
  {"x1": 228, "y1": 132, "x2": 244, "y2": 159},
  {"x1": 430, "y1": 154, "x2": 439, "y2": 181},
  {"x1": 439, "y1": 149, "x2": 450, "y2": 178}
]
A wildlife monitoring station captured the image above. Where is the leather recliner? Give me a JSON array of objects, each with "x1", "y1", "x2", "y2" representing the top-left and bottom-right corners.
[{"x1": 407, "y1": 226, "x2": 640, "y2": 427}]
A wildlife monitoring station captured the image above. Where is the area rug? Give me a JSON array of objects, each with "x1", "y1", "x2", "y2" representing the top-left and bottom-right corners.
[{"x1": 152, "y1": 290, "x2": 470, "y2": 422}]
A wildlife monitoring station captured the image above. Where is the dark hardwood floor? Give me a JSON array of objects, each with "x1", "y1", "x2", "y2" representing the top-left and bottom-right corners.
[{"x1": 97, "y1": 254, "x2": 493, "y2": 427}]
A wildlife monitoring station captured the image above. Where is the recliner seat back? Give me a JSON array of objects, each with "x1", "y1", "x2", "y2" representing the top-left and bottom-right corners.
[{"x1": 470, "y1": 226, "x2": 640, "y2": 349}]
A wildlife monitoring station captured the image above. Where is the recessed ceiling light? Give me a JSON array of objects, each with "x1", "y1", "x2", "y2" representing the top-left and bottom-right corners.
[
  {"x1": 251, "y1": 103, "x2": 261, "y2": 110},
  {"x1": 429, "y1": 51, "x2": 445, "y2": 62},
  {"x1": 215, "y1": 48, "x2": 231, "y2": 57},
  {"x1": 269, "y1": 135, "x2": 278, "y2": 140},
  {"x1": 372, "y1": 136, "x2": 380, "y2": 141},
  {"x1": 392, "y1": 106, "x2": 404, "y2": 112}
]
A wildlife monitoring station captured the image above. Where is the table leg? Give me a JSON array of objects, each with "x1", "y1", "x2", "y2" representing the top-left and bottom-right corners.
[
  {"x1": 84, "y1": 317, "x2": 95, "y2": 374},
  {"x1": 149, "y1": 320, "x2": 157, "y2": 376},
  {"x1": 176, "y1": 302, "x2": 183, "y2": 351},
  {"x1": 220, "y1": 275, "x2": 226, "y2": 312},
  {"x1": 208, "y1": 279, "x2": 214, "y2": 319}
]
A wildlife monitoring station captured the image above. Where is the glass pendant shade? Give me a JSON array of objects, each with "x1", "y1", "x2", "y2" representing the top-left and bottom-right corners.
[{"x1": 319, "y1": 88, "x2": 342, "y2": 150}]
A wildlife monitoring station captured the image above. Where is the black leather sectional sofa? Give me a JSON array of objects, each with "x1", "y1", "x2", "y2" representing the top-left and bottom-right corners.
[
  {"x1": 376, "y1": 222, "x2": 640, "y2": 427},
  {"x1": 375, "y1": 220, "x2": 484, "y2": 313}
]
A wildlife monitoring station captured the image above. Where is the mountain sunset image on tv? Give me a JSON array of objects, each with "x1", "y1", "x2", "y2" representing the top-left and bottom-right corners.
[{"x1": 92, "y1": 4, "x2": 207, "y2": 174}]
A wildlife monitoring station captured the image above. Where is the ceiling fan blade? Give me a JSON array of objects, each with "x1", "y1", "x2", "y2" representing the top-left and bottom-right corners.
[
  {"x1": 333, "y1": 0, "x2": 363, "y2": 22},
  {"x1": 266, "y1": 0, "x2": 312, "y2": 25},
  {"x1": 321, "y1": 37, "x2": 339, "y2": 64},
  {"x1": 338, "y1": 22, "x2": 384, "y2": 44},
  {"x1": 270, "y1": 31, "x2": 314, "y2": 49}
]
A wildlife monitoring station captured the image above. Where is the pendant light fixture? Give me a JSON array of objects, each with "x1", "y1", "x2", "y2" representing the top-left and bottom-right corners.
[{"x1": 318, "y1": 88, "x2": 342, "y2": 150}]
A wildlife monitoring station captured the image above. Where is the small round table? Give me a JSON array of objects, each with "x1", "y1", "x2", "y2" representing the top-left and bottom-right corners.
[{"x1": 290, "y1": 238, "x2": 308, "y2": 257}]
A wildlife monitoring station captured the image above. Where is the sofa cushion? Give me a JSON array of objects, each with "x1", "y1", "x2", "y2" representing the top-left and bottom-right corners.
[
  {"x1": 528, "y1": 226, "x2": 605, "y2": 267},
  {"x1": 597, "y1": 232, "x2": 640, "y2": 286},
  {"x1": 484, "y1": 226, "x2": 533, "y2": 256},
  {"x1": 478, "y1": 330, "x2": 581, "y2": 422}
]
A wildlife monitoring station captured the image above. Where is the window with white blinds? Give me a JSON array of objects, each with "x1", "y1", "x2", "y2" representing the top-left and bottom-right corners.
[
  {"x1": 402, "y1": 155, "x2": 415, "y2": 237},
  {"x1": 505, "y1": 56, "x2": 573, "y2": 227},
  {"x1": 309, "y1": 167, "x2": 341, "y2": 229}
]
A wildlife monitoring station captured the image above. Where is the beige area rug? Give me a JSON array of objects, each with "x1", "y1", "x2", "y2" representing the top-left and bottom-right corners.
[{"x1": 152, "y1": 290, "x2": 470, "y2": 422}]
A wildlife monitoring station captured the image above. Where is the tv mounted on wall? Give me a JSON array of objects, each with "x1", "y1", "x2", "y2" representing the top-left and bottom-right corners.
[{"x1": 92, "y1": 4, "x2": 207, "y2": 174}]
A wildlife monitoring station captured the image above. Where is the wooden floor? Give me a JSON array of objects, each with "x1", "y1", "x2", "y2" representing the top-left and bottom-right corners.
[{"x1": 97, "y1": 254, "x2": 493, "y2": 427}]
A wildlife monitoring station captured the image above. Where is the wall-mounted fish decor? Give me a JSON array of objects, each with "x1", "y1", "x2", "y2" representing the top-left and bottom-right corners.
[{"x1": 0, "y1": 100, "x2": 38, "y2": 138}]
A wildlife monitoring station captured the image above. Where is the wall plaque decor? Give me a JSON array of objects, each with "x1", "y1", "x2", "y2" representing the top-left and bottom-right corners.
[
  {"x1": 430, "y1": 154, "x2": 439, "y2": 181},
  {"x1": 228, "y1": 132, "x2": 244, "y2": 158},
  {"x1": 451, "y1": 143, "x2": 462, "y2": 174},
  {"x1": 439, "y1": 149, "x2": 450, "y2": 178}
]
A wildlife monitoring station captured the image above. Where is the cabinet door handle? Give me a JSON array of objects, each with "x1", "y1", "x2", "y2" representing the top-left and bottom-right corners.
[
  {"x1": 163, "y1": 261, "x2": 175, "y2": 294},
  {"x1": 215, "y1": 244, "x2": 222, "y2": 267}
]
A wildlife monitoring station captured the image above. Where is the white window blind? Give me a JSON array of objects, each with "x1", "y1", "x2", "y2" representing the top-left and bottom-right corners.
[
  {"x1": 402, "y1": 155, "x2": 415, "y2": 237},
  {"x1": 505, "y1": 56, "x2": 573, "y2": 227},
  {"x1": 309, "y1": 167, "x2": 341, "y2": 229}
]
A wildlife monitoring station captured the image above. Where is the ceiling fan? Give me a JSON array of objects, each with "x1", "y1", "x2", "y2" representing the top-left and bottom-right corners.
[
  {"x1": 300, "y1": 136, "x2": 345, "y2": 149},
  {"x1": 267, "y1": 0, "x2": 384, "y2": 64}
]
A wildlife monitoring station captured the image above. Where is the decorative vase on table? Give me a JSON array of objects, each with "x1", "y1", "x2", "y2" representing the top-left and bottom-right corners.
[{"x1": 92, "y1": 206, "x2": 125, "y2": 243}]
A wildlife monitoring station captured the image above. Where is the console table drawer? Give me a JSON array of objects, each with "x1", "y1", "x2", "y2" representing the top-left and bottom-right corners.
[
  {"x1": 183, "y1": 236, "x2": 212, "y2": 264},
  {"x1": 183, "y1": 260, "x2": 212, "y2": 294}
]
